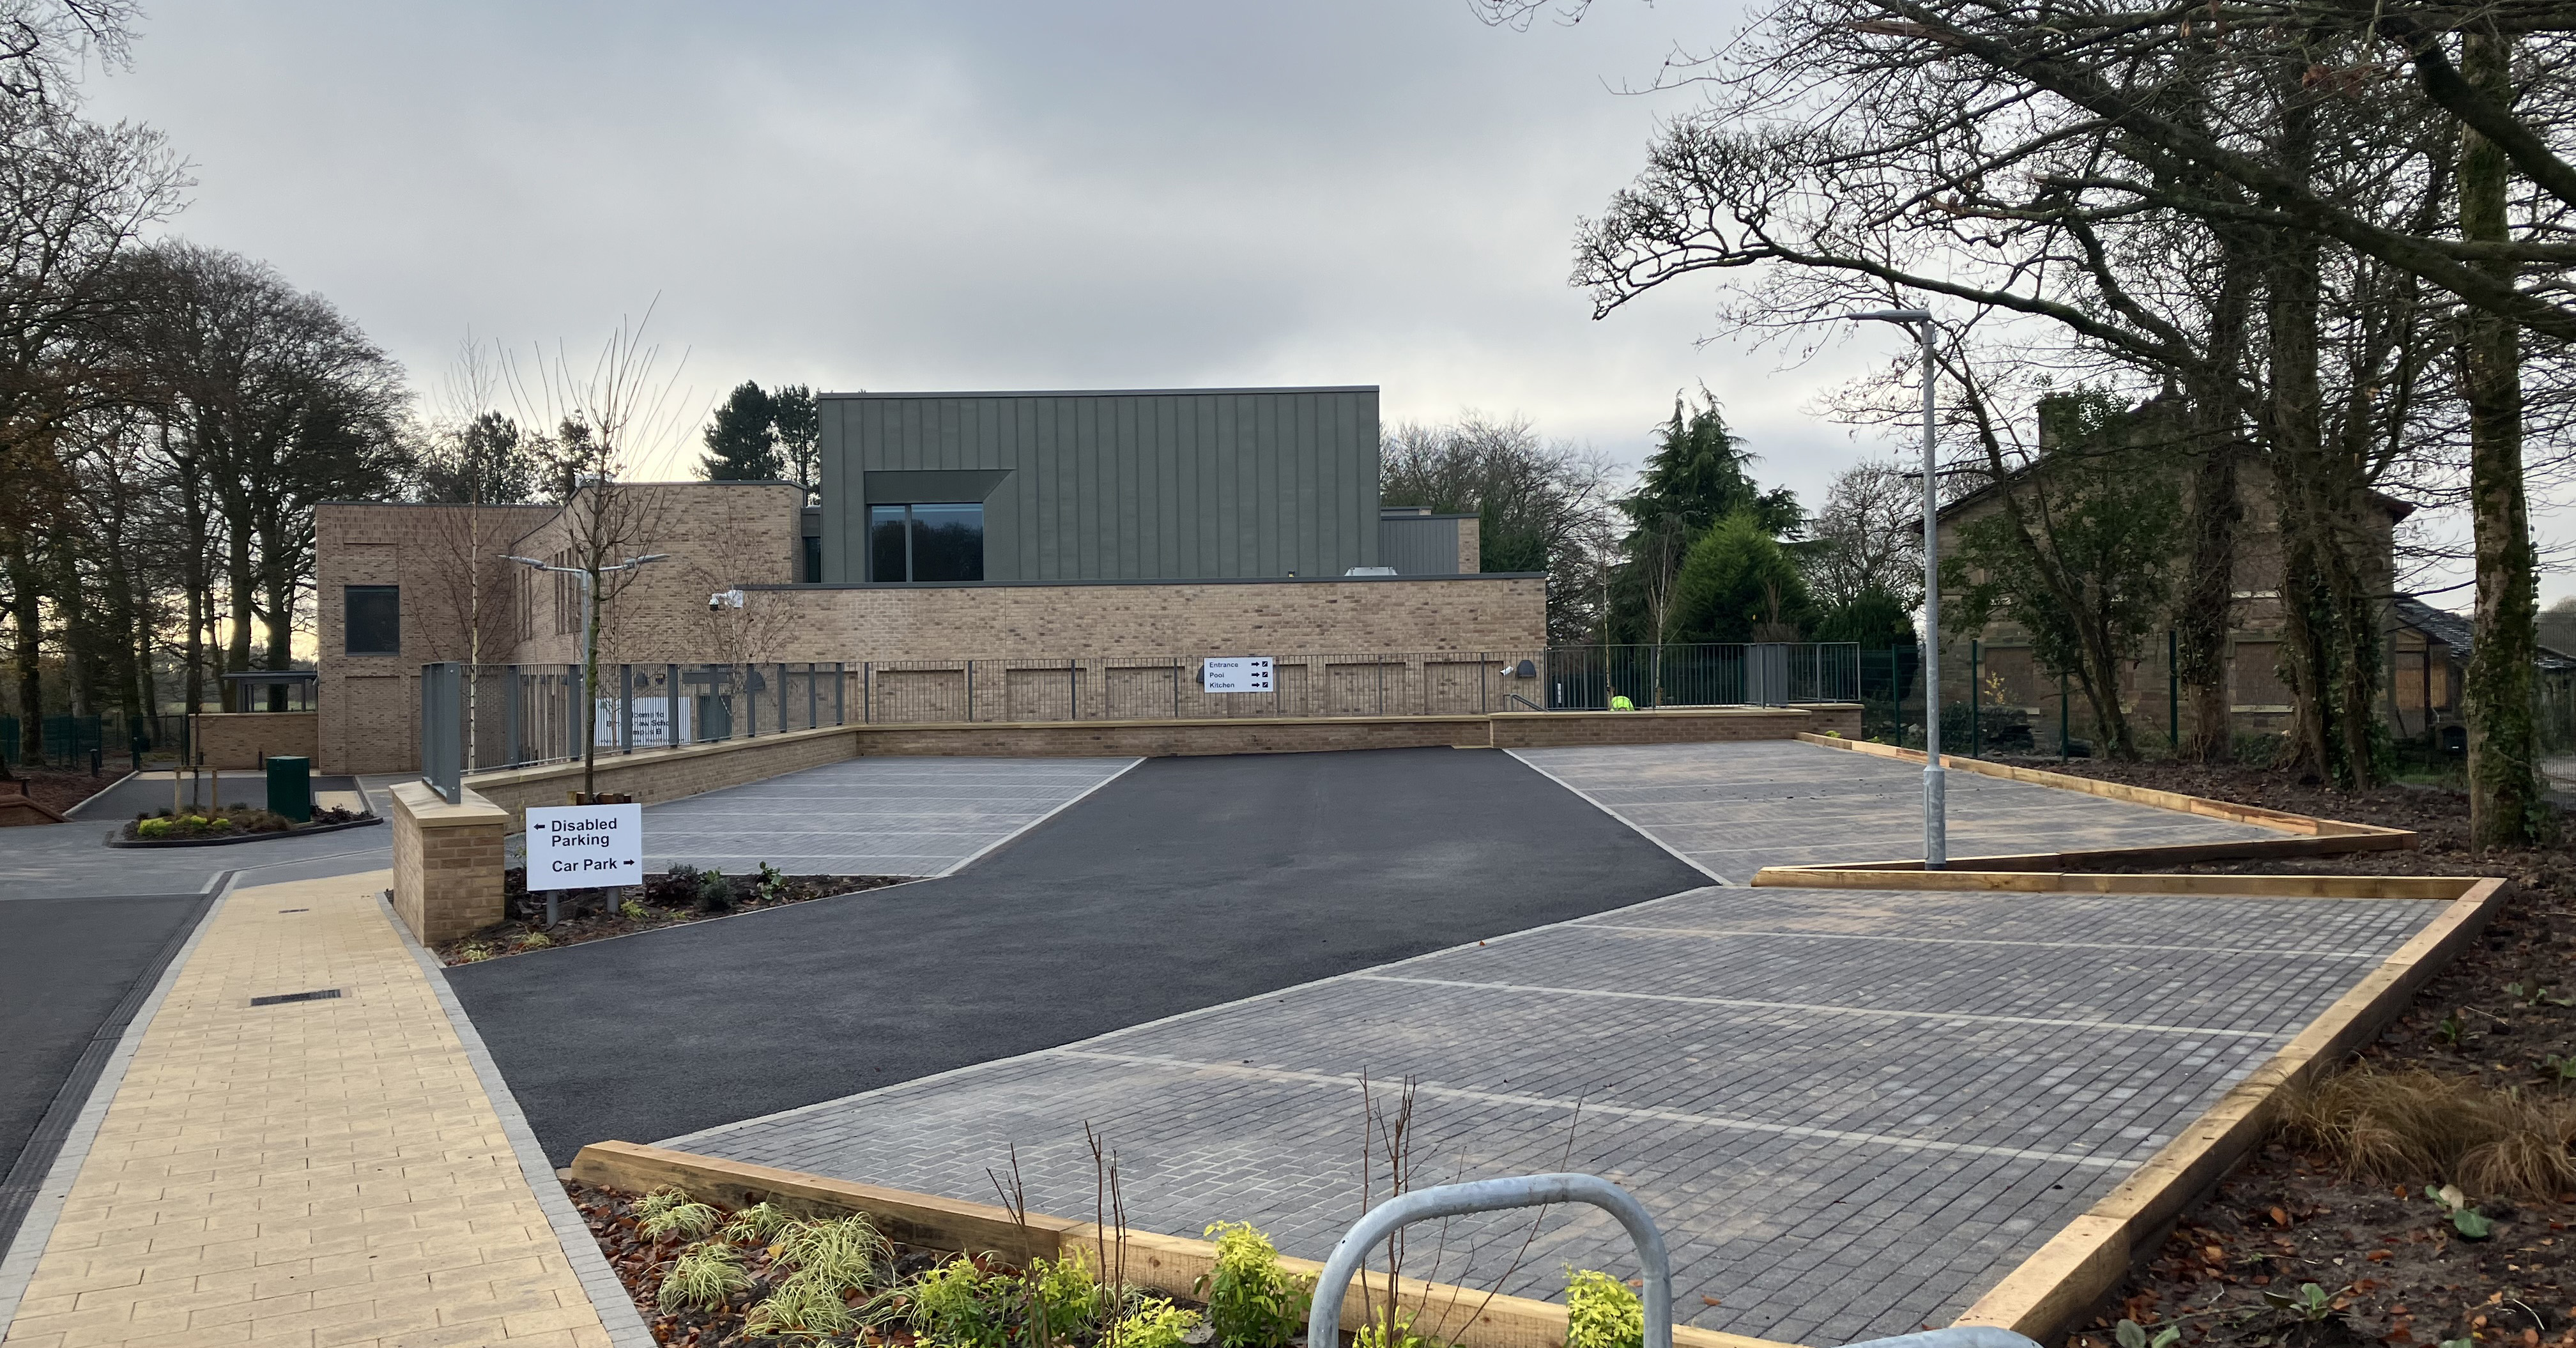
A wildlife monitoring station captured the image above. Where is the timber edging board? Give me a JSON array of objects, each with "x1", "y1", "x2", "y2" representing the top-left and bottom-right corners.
[{"x1": 567, "y1": 1140, "x2": 1800, "y2": 1348}]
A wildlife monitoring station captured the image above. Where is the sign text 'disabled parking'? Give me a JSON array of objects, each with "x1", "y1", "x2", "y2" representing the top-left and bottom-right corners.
[
  {"x1": 525, "y1": 802, "x2": 643, "y2": 890},
  {"x1": 1202, "y1": 657, "x2": 1274, "y2": 693}
]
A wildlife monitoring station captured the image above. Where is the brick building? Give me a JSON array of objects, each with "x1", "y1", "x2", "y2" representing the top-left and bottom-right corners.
[{"x1": 311, "y1": 386, "x2": 1545, "y2": 774}]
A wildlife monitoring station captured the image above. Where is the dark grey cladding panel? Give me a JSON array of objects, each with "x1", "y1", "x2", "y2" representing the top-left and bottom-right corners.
[
  {"x1": 863, "y1": 470, "x2": 1015, "y2": 504},
  {"x1": 816, "y1": 388, "x2": 1381, "y2": 583},
  {"x1": 1379, "y1": 514, "x2": 1464, "y2": 575}
]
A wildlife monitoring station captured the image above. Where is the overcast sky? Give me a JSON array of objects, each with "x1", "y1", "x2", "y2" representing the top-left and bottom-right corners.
[{"x1": 79, "y1": 0, "x2": 2568, "y2": 606}]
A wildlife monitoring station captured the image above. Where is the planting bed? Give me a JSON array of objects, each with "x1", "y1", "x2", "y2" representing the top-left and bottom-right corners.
[
  {"x1": 434, "y1": 866, "x2": 910, "y2": 965},
  {"x1": 113, "y1": 802, "x2": 374, "y2": 845},
  {"x1": 2, "y1": 765, "x2": 112, "y2": 815},
  {"x1": 2025, "y1": 760, "x2": 2576, "y2": 1348},
  {"x1": 568, "y1": 1180, "x2": 1227, "y2": 1348}
]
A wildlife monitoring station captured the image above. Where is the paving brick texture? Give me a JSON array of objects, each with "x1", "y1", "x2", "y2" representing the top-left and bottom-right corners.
[
  {"x1": 1512, "y1": 741, "x2": 2287, "y2": 880},
  {"x1": 0, "y1": 873, "x2": 613, "y2": 1348},
  {"x1": 562, "y1": 754, "x2": 1140, "y2": 876},
  {"x1": 666, "y1": 883, "x2": 2439, "y2": 1346}
]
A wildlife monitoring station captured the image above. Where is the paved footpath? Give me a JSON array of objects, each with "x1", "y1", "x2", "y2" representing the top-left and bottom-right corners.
[{"x1": 0, "y1": 872, "x2": 640, "y2": 1348}]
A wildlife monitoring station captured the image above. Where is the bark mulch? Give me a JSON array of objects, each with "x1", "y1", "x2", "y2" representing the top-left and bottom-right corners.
[
  {"x1": 1995, "y1": 758, "x2": 2576, "y2": 1348},
  {"x1": 433, "y1": 867, "x2": 909, "y2": 965},
  {"x1": 2, "y1": 765, "x2": 117, "y2": 815}
]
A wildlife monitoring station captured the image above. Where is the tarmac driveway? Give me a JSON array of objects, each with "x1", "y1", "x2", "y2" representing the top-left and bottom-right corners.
[{"x1": 448, "y1": 747, "x2": 1706, "y2": 1162}]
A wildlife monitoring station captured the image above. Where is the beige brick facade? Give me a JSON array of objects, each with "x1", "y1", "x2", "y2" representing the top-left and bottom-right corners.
[
  {"x1": 388, "y1": 781, "x2": 509, "y2": 944},
  {"x1": 730, "y1": 574, "x2": 1546, "y2": 664},
  {"x1": 315, "y1": 501, "x2": 557, "y2": 776},
  {"x1": 184, "y1": 710, "x2": 318, "y2": 769},
  {"x1": 314, "y1": 482, "x2": 1548, "y2": 773}
]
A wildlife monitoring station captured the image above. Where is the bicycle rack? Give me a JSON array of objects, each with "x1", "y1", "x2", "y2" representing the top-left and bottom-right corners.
[
  {"x1": 1306, "y1": 1174, "x2": 1671, "y2": 1348},
  {"x1": 1301, "y1": 1173, "x2": 2046, "y2": 1348}
]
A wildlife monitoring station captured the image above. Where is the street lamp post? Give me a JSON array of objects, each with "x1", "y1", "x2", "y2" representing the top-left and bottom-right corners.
[
  {"x1": 1848, "y1": 307, "x2": 1945, "y2": 869},
  {"x1": 502, "y1": 552, "x2": 668, "y2": 787}
]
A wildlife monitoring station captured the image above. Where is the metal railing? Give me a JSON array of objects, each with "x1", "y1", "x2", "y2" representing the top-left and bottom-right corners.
[
  {"x1": 420, "y1": 661, "x2": 463, "y2": 802},
  {"x1": 451, "y1": 662, "x2": 853, "y2": 775}
]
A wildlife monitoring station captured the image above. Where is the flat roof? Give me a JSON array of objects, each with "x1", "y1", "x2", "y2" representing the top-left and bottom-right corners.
[{"x1": 817, "y1": 385, "x2": 1378, "y2": 401}]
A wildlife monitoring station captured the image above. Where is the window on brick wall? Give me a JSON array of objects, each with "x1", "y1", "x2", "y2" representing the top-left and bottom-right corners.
[{"x1": 345, "y1": 585, "x2": 399, "y2": 655}]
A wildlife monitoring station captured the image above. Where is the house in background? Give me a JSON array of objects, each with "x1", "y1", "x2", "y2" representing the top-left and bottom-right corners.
[
  {"x1": 306, "y1": 385, "x2": 1545, "y2": 774},
  {"x1": 1936, "y1": 439, "x2": 2575, "y2": 754},
  {"x1": 2389, "y1": 594, "x2": 2576, "y2": 753}
]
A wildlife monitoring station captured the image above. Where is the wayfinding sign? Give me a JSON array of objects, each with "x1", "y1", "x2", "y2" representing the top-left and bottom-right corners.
[
  {"x1": 525, "y1": 802, "x2": 643, "y2": 890},
  {"x1": 1202, "y1": 657, "x2": 1275, "y2": 693}
]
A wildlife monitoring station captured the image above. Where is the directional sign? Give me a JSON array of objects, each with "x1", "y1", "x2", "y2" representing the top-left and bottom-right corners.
[
  {"x1": 525, "y1": 802, "x2": 643, "y2": 890},
  {"x1": 1202, "y1": 657, "x2": 1275, "y2": 693}
]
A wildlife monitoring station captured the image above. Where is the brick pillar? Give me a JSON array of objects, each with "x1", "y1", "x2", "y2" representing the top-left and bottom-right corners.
[{"x1": 390, "y1": 781, "x2": 509, "y2": 944}]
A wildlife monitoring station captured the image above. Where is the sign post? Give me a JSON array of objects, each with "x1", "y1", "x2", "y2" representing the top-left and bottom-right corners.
[
  {"x1": 1201, "y1": 657, "x2": 1275, "y2": 693},
  {"x1": 525, "y1": 801, "x2": 643, "y2": 926}
]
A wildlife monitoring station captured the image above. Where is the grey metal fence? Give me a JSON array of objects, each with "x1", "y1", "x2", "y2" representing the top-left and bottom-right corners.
[
  {"x1": 454, "y1": 662, "x2": 853, "y2": 775},
  {"x1": 420, "y1": 661, "x2": 463, "y2": 802},
  {"x1": 429, "y1": 646, "x2": 1861, "y2": 769}
]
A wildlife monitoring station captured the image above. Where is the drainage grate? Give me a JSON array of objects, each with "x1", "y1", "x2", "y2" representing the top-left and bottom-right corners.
[{"x1": 249, "y1": 988, "x2": 341, "y2": 1007}]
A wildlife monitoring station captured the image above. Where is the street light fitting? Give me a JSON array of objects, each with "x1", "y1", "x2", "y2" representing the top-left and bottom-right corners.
[{"x1": 1848, "y1": 308, "x2": 1933, "y2": 323}]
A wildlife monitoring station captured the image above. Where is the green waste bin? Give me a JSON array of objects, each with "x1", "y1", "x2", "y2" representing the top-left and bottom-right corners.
[{"x1": 266, "y1": 755, "x2": 312, "y2": 823}]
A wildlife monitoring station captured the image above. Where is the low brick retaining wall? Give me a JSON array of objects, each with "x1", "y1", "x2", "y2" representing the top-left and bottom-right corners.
[
  {"x1": 187, "y1": 710, "x2": 318, "y2": 769},
  {"x1": 458, "y1": 705, "x2": 1862, "y2": 832}
]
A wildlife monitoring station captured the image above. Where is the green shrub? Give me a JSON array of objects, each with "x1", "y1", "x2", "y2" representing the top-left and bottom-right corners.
[
  {"x1": 1104, "y1": 1297, "x2": 1203, "y2": 1348},
  {"x1": 757, "y1": 861, "x2": 787, "y2": 901},
  {"x1": 634, "y1": 1186, "x2": 718, "y2": 1241},
  {"x1": 620, "y1": 899, "x2": 650, "y2": 921},
  {"x1": 695, "y1": 867, "x2": 736, "y2": 914},
  {"x1": 722, "y1": 1200, "x2": 797, "y2": 1244},
  {"x1": 657, "y1": 1239, "x2": 749, "y2": 1311},
  {"x1": 1197, "y1": 1222, "x2": 1311, "y2": 1348},
  {"x1": 1032, "y1": 1250, "x2": 1103, "y2": 1342},
  {"x1": 136, "y1": 817, "x2": 171, "y2": 838},
  {"x1": 776, "y1": 1213, "x2": 892, "y2": 1291},
  {"x1": 747, "y1": 1270, "x2": 861, "y2": 1337},
  {"x1": 908, "y1": 1256, "x2": 1010, "y2": 1348},
  {"x1": 1354, "y1": 1310, "x2": 1436, "y2": 1348},
  {"x1": 1565, "y1": 1269, "x2": 1643, "y2": 1348}
]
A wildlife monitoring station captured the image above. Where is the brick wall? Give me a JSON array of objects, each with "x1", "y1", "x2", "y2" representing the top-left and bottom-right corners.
[
  {"x1": 502, "y1": 481, "x2": 805, "y2": 666},
  {"x1": 447, "y1": 705, "x2": 1852, "y2": 831},
  {"x1": 466, "y1": 725, "x2": 860, "y2": 832},
  {"x1": 1457, "y1": 517, "x2": 1481, "y2": 573},
  {"x1": 727, "y1": 574, "x2": 1548, "y2": 664},
  {"x1": 388, "y1": 782, "x2": 508, "y2": 944},
  {"x1": 185, "y1": 712, "x2": 319, "y2": 769},
  {"x1": 315, "y1": 502, "x2": 556, "y2": 775}
]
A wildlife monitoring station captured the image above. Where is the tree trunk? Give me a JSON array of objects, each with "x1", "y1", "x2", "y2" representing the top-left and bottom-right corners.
[
  {"x1": 2268, "y1": 211, "x2": 2334, "y2": 781},
  {"x1": 2459, "y1": 25, "x2": 2545, "y2": 846},
  {"x1": 8, "y1": 543, "x2": 42, "y2": 767},
  {"x1": 225, "y1": 522, "x2": 254, "y2": 712}
]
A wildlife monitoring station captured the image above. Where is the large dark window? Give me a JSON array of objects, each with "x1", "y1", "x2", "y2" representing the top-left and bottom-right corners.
[
  {"x1": 345, "y1": 585, "x2": 399, "y2": 655},
  {"x1": 868, "y1": 503, "x2": 983, "y2": 582}
]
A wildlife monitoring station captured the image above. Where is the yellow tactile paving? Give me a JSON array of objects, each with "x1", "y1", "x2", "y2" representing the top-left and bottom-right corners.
[{"x1": 2, "y1": 872, "x2": 612, "y2": 1348}]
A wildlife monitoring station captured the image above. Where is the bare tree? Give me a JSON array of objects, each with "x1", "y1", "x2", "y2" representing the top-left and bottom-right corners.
[
  {"x1": 506, "y1": 306, "x2": 695, "y2": 800},
  {"x1": 1805, "y1": 459, "x2": 1923, "y2": 611}
]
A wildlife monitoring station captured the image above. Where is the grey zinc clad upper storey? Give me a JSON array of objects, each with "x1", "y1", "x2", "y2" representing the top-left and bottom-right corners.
[{"x1": 813, "y1": 387, "x2": 1383, "y2": 584}]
